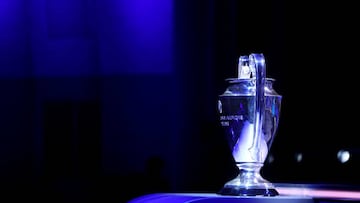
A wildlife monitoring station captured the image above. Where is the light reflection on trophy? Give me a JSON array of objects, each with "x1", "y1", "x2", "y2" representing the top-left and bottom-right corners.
[{"x1": 217, "y1": 53, "x2": 282, "y2": 196}]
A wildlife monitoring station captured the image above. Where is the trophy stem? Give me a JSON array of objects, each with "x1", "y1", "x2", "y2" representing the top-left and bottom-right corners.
[{"x1": 218, "y1": 163, "x2": 279, "y2": 196}]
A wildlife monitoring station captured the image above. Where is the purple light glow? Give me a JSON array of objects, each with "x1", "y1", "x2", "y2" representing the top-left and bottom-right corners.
[
  {"x1": 120, "y1": 0, "x2": 172, "y2": 40},
  {"x1": 0, "y1": 0, "x2": 19, "y2": 26},
  {"x1": 30, "y1": 0, "x2": 98, "y2": 77},
  {"x1": 0, "y1": 0, "x2": 30, "y2": 78},
  {"x1": 277, "y1": 187, "x2": 360, "y2": 200},
  {"x1": 0, "y1": 0, "x2": 25, "y2": 40},
  {"x1": 46, "y1": 0, "x2": 90, "y2": 38},
  {"x1": 100, "y1": 0, "x2": 173, "y2": 74},
  {"x1": 1, "y1": 0, "x2": 174, "y2": 77}
]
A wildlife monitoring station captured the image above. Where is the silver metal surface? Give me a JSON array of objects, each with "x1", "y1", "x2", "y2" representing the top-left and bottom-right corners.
[{"x1": 218, "y1": 53, "x2": 282, "y2": 196}]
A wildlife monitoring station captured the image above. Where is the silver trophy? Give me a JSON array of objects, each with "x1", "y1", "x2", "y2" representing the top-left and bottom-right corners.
[{"x1": 217, "y1": 53, "x2": 282, "y2": 196}]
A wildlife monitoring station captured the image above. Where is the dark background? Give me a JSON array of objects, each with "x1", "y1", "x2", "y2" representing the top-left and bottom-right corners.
[{"x1": 1, "y1": 0, "x2": 359, "y2": 202}]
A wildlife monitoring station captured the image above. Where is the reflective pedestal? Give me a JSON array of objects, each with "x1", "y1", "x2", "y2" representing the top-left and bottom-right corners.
[
  {"x1": 128, "y1": 184, "x2": 360, "y2": 203},
  {"x1": 128, "y1": 193, "x2": 313, "y2": 203}
]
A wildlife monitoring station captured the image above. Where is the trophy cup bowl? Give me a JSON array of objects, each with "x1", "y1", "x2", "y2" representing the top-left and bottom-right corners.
[{"x1": 217, "y1": 53, "x2": 282, "y2": 196}]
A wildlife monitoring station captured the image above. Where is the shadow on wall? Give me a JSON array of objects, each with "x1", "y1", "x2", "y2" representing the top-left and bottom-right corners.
[
  {"x1": 115, "y1": 156, "x2": 172, "y2": 203},
  {"x1": 39, "y1": 155, "x2": 171, "y2": 203},
  {"x1": 0, "y1": 77, "x2": 177, "y2": 203}
]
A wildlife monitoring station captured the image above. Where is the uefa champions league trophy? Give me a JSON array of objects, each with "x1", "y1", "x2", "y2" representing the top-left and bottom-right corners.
[{"x1": 217, "y1": 53, "x2": 282, "y2": 196}]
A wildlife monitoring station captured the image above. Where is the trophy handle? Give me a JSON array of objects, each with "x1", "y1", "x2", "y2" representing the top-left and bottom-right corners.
[{"x1": 248, "y1": 53, "x2": 266, "y2": 161}]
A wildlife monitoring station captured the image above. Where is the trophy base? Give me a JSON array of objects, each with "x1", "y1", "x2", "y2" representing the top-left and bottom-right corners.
[
  {"x1": 218, "y1": 186, "x2": 279, "y2": 196},
  {"x1": 218, "y1": 163, "x2": 279, "y2": 196}
]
